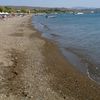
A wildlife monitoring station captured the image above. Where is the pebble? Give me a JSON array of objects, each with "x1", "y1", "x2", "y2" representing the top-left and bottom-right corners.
[
  {"x1": 21, "y1": 64, "x2": 24, "y2": 66},
  {"x1": 96, "y1": 67, "x2": 98, "y2": 70},
  {"x1": 8, "y1": 61, "x2": 13, "y2": 66},
  {"x1": 15, "y1": 57, "x2": 18, "y2": 60}
]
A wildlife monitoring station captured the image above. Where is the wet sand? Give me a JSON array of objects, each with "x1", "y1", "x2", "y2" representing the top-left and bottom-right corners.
[
  {"x1": 0, "y1": 15, "x2": 99, "y2": 100},
  {"x1": 43, "y1": 40, "x2": 100, "y2": 100}
]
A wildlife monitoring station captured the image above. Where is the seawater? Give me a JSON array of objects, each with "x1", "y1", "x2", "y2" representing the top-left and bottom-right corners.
[{"x1": 32, "y1": 13, "x2": 100, "y2": 84}]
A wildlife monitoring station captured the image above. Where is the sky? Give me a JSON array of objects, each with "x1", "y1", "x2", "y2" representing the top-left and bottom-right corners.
[{"x1": 0, "y1": 0, "x2": 100, "y2": 8}]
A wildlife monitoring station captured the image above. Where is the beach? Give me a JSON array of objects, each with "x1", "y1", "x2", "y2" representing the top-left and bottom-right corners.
[{"x1": 0, "y1": 15, "x2": 100, "y2": 100}]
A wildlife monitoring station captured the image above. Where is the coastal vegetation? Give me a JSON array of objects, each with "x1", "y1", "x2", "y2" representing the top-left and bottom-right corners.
[
  {"x1": 0, "y1": 6, "x2": 16, "y2": 13},
  {"x1": 0, "y1": 6, "x2": 72, "y2": 14},
  {"x1": 0, "y1": 6, "x2": 100, "y2": 14}
]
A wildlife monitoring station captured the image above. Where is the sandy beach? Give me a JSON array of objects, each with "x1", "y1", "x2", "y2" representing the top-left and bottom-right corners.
[{"x1": 0, "y1": 15, "x2": 100, "y2": 100}]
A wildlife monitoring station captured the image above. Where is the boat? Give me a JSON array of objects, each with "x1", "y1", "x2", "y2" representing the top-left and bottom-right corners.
[
  {"x1": 48, "y1": 15, "x2": 56, "y2": 18},
  {"x1": 76, "y1": 12, "x2": 84, "y2": 15},
  {"x1": 91, "y1": 11, "x2": 94, "y2": 13},
  {"x1": 45, "y1": 15, "x2": 56, "y2": 18}
]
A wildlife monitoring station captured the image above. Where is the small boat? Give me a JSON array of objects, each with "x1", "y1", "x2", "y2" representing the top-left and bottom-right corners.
[
  {"x1": 76, "y1": 12, "x2": 84, "y2": 15},
  {"x1": 91, "y1": 11, "x2": 94, "y2": 13},
  {"x1": 45, "y1": 15, "x2": 56, "y2": 18}
]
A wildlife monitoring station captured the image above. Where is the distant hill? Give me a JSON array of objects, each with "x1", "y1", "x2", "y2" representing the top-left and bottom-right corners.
[{"x1": 72, "y1": 7, "x2": 97, "y2": 9}]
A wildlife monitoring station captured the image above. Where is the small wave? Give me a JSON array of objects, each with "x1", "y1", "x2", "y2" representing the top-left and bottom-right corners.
[
  {"x1": 50, "y1": 33, "x2": 60, "y2": 37},
  {"x1": 87, "y1": 69, "x2": 100, "y2": 85},
  {"x1": 40, "y1": 23, "x2": 50, "y2": 31},
  {"x1": 64, "y1": 47, "x2": 100, "y2": 84},
  {"x1": 40, "y1": 23, "x2": 61, "y2": 38}
]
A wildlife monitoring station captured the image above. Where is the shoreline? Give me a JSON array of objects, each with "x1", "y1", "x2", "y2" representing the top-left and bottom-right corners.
[
  {"x1": 32, "y1": 14, "x2": 100, "y2": 84},
  {"x1": 31, "y1": 16, "x2": 100, "y2": 99},
  {"x1": 41, "y1": 36, "x2": 100, "y2": 100},
  {"x1": 0, "y1": 15, "x2": 99, "y2": 100},
  {"x1": 61, "y1": 47, "x2": 100, "y2": 85}
]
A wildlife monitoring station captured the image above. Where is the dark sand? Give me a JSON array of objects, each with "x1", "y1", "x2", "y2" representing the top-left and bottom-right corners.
[{"x1": 43, "y1": 40, "x2": 100, "y2": 100}]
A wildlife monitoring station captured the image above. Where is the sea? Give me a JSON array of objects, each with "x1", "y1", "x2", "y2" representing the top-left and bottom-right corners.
[{"x1": 32, "y1": 13, "x2": 100, "y2": 84}]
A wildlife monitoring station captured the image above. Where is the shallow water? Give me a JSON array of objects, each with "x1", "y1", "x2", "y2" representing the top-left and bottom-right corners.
[{"x1": 32, "y1": 13, "x2": 100, "y2": 84}]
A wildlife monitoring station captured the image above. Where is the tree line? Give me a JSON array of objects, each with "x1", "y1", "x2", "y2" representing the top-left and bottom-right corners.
[
  {"x1": 0, "y1": 6, "x2": 97, "y2": 14},
  {"x1": 0, "y1": 6, "x2": 30, "y2": 13}
]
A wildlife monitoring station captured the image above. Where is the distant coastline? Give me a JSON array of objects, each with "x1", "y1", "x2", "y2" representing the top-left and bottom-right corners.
[{"x1": 0, "y1": 5, "x2": 100, "y2": 15}]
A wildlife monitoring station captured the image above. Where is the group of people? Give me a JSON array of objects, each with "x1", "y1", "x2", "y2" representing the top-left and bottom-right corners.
[
  {"x1": 0, "y1": 13, "x2": 15, "y2": 20},
  {"x1": 0, "y1": 14, "x2": 8, "y2": 20},
  {"x1": 0, "y1": 13, "x2": 26, "y2": 20}
]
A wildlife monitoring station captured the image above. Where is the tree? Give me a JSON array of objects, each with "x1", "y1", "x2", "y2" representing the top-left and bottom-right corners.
[
  {"x1": 20, "y1": 8, "x2": 27, "y2": 13},
  {"x1": 0, "y1": 7, "x2": 3, "y2": 12}
]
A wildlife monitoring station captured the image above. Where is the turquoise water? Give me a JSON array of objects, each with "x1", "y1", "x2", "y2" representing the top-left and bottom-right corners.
[{"x1": 32, "y1": 13, "x2": 100, "y2": 84}]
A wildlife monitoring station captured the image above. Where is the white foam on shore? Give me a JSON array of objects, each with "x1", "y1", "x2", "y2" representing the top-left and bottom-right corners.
[{"x1": 87, "y1": 69, "x2": 100, "y2": 85}]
